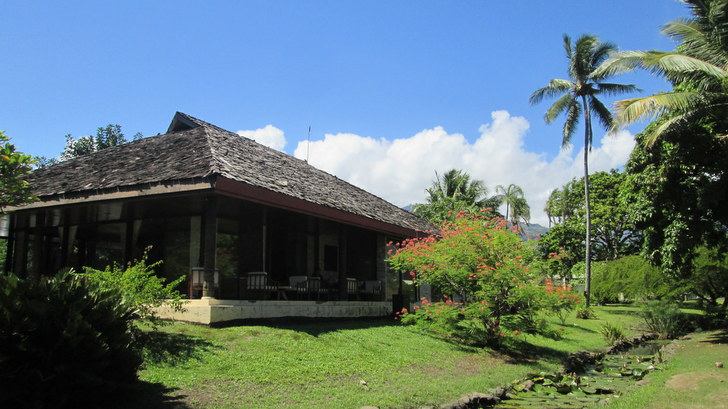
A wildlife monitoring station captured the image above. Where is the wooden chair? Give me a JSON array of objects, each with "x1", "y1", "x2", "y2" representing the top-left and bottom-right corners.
[
  {"x1": 346, "y1": 278, "x2": 359, "y2": 300},
  {"x1": 362, "y1": 280, "x2": 383, "y2": 301},
  {"x1": 297, "y1": 276, "x2": 327, "y2": 301},
  {"x1": 188, "y1": 267, "x2": 219, "y2": 298},
  {"x1": 244, "y1": 272, "x2": 278, "y2": 300}
]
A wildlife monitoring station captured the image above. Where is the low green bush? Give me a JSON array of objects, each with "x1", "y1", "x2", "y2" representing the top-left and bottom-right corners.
[
  {"x1": 599, "y1": 322, "x2": 626, "y2": 345},
  {"x1": 575, "y1": 305, "x2": 597, "y2": 319},
  {"x1": 0, "y1": 272, "x2": 142, "y2": 409},
  {"x1": 591, "y1": 255, "x2": 671, "y2": 304},
  {"x1": 641, "y1": 299, "x2": 687, "y2": 339},
  {"x1": 82, "y1": 248, "x2": 186, "y2": 329}
]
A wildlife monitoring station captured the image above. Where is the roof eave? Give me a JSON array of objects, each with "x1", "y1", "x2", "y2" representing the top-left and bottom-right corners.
[{"x1": 214, "y1": 176, "x2": 419, "y2": 237}]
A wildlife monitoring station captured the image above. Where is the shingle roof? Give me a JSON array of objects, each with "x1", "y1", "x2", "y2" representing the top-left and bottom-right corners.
[{"x1": 26, "y1": 112, "x2": 432, "y2": 234}]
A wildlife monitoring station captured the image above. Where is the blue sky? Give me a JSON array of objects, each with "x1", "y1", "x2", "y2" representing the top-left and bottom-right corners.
[{"x1": 2, "y1": 1, "x2": 689, "y2": 224}]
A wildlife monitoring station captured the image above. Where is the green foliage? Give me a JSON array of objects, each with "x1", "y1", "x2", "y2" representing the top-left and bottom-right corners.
[
  {"x1": 60, "y1": 124, "x2": 142, "y2": 160},
  {"x1": 599, "y1": 322, "x2": 626, "y2": 345},
  {"x1": 389, "y1": 212, "x2": 578, "y2": 348},
  {"x1": 536, "y1": 220, "x2": 584, "y2": 280},
  {"x1": 82, "y1": 249, "x2": 186, "y2": 328},
  {"x1": 541, "y1": 170, "x2": 641, "y2": 265},
  {"x1": 0, "y1": 130, "x2": 37, "y2": 208},
  {"x1": 0, "y1": 272, "x2": 141, "y2": 408},
  {"x1": 590, "y1": 255, "x2": 672, "y2": 304},
  {"x1": 575, "y1": 306, "x2": 597, "y2": 320},
  {"x1": 687, "y1": 246, "x2": 728, "y2": 312},
  {"x1": 625, "y1": 118, "x2": 728, "y2": 280},
  {"x1": 600, "y1": 0, "x2": 728, "y2": 144},
  {"x1": 495, "y1": 183, "x2": 530, "y2": 227},
  {"x1": 640, "y1": 299, "x2": 687, "y2": 339},
  {"x1": 542, "y1": 278, "x2": 582, "y2": 325},
  {"x1": 412, "y1": 169, "x2": 502, "y2": 224}
]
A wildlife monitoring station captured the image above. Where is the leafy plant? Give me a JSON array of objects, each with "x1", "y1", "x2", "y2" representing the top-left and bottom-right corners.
[
  {"x1": 390, "y1": 211, "x2": 578, "y2": 348},
  {"x1": 542, "y1": 278, "x2": 582, "y2": 325},
  {"x1": 641, "y1": 299, "x2": 686, "y2": 339},
  {"x1": 0, "y1": 130, "x2": 37, "y2": 208},
  {"x1": 591, "y1": 255, "x2": 672, "y2": 304},
  {"x1": 0, "y1": 272, "x2": 141, "y2": 408},
  {"x1": 82, "y1": 248, "x2": 186, "y2": 329},
  {"x1": 575, "y1": 306, "x2": 597, "y2": 320},
  {"x1": 599, "y1": 322, "x2": 626, "y2": 345}
]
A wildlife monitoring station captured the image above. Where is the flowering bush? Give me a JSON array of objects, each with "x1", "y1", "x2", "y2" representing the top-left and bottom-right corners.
[
  {"x1": 388, "y1": 211, "x2": 579, "y2": 348},
  {"x1": 542, "y1": 278, "x2": 582, "y2": 325}
]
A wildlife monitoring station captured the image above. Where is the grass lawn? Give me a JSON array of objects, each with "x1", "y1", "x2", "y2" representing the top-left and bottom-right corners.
[{"x1": 120, "y1": 305, "x2": 655, "y2": 409}]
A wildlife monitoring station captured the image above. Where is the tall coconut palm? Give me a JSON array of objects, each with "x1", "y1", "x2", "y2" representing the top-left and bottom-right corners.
[
  {"x1": 413, "y1": 169, "x2": 500, "y2": 224},
  {"x1": 530, "y1": 34, "x2": 638, "y2": 306},
  {"x1": 595, "y1": 0, "x2": 728, "y2": 145},
  {"x1": 495, "y1": 184, "x2": 530, "y2": 227}
]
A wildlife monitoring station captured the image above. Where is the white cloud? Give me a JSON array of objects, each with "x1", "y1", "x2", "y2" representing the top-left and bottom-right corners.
[
  {"x1": 237, "y1": 125, "x2": 286, "y2": 151},
  {"x1": 292, "y1": 111, "x2": 635, "y2": 226}
]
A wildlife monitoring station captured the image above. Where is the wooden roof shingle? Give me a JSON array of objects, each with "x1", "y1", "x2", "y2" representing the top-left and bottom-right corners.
[{"x1": 25, "y1": 112, "x2": 432, "y2": 235}]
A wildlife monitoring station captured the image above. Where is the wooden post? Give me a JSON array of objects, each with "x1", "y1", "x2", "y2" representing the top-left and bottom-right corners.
[
  {"x1": 338, "y1": 225, "x2": 348, "y2": 300},
  {"x1": 123, "y1": 219, "x2": 134, "y2": 265},
  {"x1": 29, "y1": 212, "x2": 45, "y2": 280},
  {"x1": 202, "y1": 196, "x2": 217, "y2": 298}
]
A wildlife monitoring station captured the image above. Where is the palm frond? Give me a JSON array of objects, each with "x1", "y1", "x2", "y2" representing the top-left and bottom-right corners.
[
  {"x1": 529, "y1": 79, "x2": 574, "y2": 105},
  {"x1": 597, "y1": 82, "x2": 640, "y2": 96},
  {"x1": 615, "y1": 91, "x2": 709, "y2": 126},
  {"x1": 544, "y1": 93, "x2": 575, "y2": 124},
  {"x1": 562, "y1": 99, "x2": 581, "y2": 147},
  {"x1": 589, "y1": 97, "x2": 614, "y2": 130},
  {"x1": 643, "y1": 99, "x2": 728, "y2": 145},
  {"x1": 643, "y1": 114, "x2": 686, "y2": 146},
  {"x1": 595, "y1": 50, "x2": 727, "y2": 84},
  {"x1": 664, "y1": 20, "x2": 727, "y2": 66},
  {"x1": 590, "y1": 41, "x2": 618, "y2": 70},
  {"x1": 571, "y1": 35, "x2": 598, "y2": 80}
]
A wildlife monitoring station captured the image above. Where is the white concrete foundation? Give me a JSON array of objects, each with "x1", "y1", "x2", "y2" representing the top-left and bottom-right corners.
[{"x1": 156, "y1": 299, "x2": 392, "y2": 325}]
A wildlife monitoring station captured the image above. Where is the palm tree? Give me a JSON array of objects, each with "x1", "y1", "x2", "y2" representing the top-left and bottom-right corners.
[
  {"x1": 413, "y1": 169, "x2": 500, "y2": 224},
  {"x1": 596, "y1": 0, "x2": 728, "y2": 145},
  {"x1": 530, "y1": 34, "x2": 638, "y2": 306},
  {"x1": 495, "y1": 184, "x2": 530, "y2": 227},
  {"x1": 544, "y1": 180, "x2": 579, "y2": 227}
]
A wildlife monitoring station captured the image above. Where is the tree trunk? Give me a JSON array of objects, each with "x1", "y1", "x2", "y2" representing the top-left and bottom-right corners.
[{"x1": 582, "y1": 95, "x2": 592, "y2": 308}]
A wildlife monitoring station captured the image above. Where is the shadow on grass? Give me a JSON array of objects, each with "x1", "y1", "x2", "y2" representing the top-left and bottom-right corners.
[
  {"x1": 107, "y1": 381, "x2": 191, "y2": 409},
  {"x1": 497, "y1": 339, "x2": 571, "y2": 366},
  {"x1": 597, "y1": 306, "x2": 642, "y2": 317},
  {"x1": 141, "y1": 330, "x2": 220, "y2": 366},
  {"x1": 566, "y1": 323, "x2": 599, "y2": 334},
  {"x1": 239, "y1": 316, "x2": 400, "y2": 337},
  {"x1": 701, "y1": 329, "x2": 728, "y2": 344}
]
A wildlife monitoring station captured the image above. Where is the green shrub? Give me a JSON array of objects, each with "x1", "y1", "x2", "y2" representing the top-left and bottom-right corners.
[
  {"x1": 599, "y1": 322, "x2": 626, "y2": 345},
  {"x1": 591, "y1": 255, "x2": 672, "y2": 304},
  {"x1": 575, "y1": 305, "x2": 597, "y2": 319},
  {"x1": 82, "y1": 248, "x2": 186, "y2": 328},
  {"x1": 0, "y1": 272, "x2": 142, "y2": 408},
  {"x1": 641, "y1": 299, "x2": 687, "y2": 339}
]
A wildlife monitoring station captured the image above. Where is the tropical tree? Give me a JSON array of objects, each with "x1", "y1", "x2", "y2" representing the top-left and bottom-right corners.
[
  {"x1": 0, "y1": 131, "x2": 37, "y2": 210},
  {"x1": 544, "y1": 181, "x2": 579, "y2": 227},
  {"x1": 495, "y1": 183, "x2": 530, "y2": 227},
  {"x1": 602, "y1": 1, "x2": 728, "y2": 312},
  {"x1": 60, "y1": 124, "x2": 142, "y2": 161},
  {"x1": 413, "y1": 169, "x2": 501, "y2": 224},
  {"x1": 530, "y1": 34, "x2": 638, "y2": 306},
  {"x1": 596, "y1": 0, "x2": 728, "y2": 145}
]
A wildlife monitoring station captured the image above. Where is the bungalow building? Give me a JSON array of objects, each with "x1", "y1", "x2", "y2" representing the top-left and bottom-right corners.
[{"x1": 5, "y1": 113, "x2": 433, "y2": 324}]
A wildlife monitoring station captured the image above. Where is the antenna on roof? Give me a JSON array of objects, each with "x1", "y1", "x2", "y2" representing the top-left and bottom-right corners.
[{"x1": 305, "y1": 126, "x2": 311, "y2": 163}]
